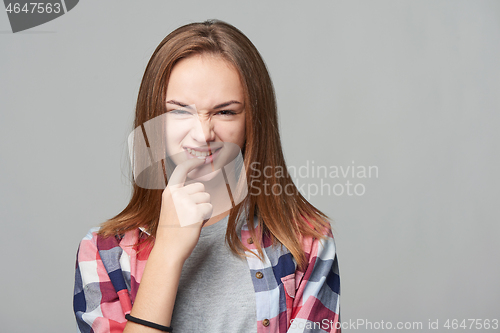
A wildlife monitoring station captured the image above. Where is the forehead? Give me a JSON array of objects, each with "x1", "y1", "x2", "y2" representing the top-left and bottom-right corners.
[{"x1": 166, "y1": 54, "x2": 244, "y2": 108}]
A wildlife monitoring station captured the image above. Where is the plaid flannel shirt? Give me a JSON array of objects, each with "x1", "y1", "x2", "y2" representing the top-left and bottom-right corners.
[{"x1": 73, "y1": 217, "x2": 341, "y2": 333}]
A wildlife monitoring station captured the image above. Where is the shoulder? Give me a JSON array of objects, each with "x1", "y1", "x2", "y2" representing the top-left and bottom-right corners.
[
  {"x1": 79, "y1": 226, "x2": 101, "y2": 244},
  {"x1": 76, "y1": 227, "x2": 144, "y2": 261},
  {"x1": 76, "y1": 227, "x2": 102, "y2": 260},
  {"x1": 75, "y1": 227, "x2": 146, "y2": 293},
  {"x1": 302, "y1": 220, "x2": 337, "y2": 263}
]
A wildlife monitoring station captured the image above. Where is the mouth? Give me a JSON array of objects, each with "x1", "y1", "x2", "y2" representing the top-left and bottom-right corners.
[
  {"x1": 183, "y1": 145, "x2": 223, "y2": 165},
  {"x1": 185, "y1": 147, "x2": 215, "y2": 157}
]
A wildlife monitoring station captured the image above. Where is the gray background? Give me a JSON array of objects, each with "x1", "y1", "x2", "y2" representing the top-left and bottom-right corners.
[{"x1": 1, "y1": 0, "x2": 499, "y2": 332}]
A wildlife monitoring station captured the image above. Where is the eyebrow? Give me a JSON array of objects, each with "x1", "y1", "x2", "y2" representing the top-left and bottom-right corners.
[
  {"x1": 213, "y1": 100, "x2": 242, "y2": 109},
  {"x1": 166, "y1": 100, "x2": 242, "y2": 110},
  {"x1": 166, "y1": 100, "x2": 194, "y2": 110}
]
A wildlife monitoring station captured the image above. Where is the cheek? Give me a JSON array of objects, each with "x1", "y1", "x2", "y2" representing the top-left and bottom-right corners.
[
  {"x1": 235, "y1": 122, "x2": 246, "y2": 147},
  {"x1": 216, "y1": 122, "x2": 246, "y2": 147},
  {"x1": 165, "y1": 123, "x2": 190, "y2": 152},
  {"x1": 236, "y1": 126, "x2": 246, "y2": 147}
]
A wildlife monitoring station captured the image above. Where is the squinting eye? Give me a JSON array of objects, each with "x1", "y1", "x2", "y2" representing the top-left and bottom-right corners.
[
  {"x1": 216, "y1": 110, "x2": 236, "y2": 116},
  {"x1": 169, "y1": 109, "x2": 194, "y2": 117}
]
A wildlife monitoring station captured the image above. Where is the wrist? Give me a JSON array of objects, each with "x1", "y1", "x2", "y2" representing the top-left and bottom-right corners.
[{"x1": 149, "y1": 243, "x2": 187, "y2": 268}]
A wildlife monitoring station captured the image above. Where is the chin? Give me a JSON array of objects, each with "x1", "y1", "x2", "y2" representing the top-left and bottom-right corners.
[{"x1": 186, "y1": 168, "x2": 222, "y2": 183}]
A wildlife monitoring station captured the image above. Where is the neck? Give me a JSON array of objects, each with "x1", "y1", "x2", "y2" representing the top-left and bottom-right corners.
[{"x1": 203, "y1": 210, "x2": 230, "y2": 227}]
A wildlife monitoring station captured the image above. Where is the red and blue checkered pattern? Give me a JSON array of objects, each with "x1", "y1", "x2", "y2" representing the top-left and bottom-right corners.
[{"x1": 73, "y1": 217, "x2": 341, "y2": 332}]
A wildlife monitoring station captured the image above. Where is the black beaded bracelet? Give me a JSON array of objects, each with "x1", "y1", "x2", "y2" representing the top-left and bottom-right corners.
[{"x1": 125, "y1": 314, "x2": 173, "y2": 332}]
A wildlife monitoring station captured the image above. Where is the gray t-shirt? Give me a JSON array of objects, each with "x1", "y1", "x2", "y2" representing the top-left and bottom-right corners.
[{"x1": 170, "y1": 215, "x2": 257, "y2": 332}]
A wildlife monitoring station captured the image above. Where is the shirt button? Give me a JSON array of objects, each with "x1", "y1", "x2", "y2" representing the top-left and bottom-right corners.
[
  {"x1": 255, "y1": 271, "x2": 264, "y2": 279},
  {"x1": 262, "y1": 319, "x2": 270, "y2": 327},
  {"x1": 247, "y1": 237, "x2": 254, "y2": 244}
]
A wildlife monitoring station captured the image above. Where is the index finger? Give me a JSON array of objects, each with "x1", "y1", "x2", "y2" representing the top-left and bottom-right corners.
[{"x1": 167, "y1": 157, "x2": 206, "y2": 189}]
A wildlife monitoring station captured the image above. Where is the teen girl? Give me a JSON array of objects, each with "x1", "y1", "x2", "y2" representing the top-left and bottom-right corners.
[{"x1": 74, "y1": 19, "x2": 341, "y2": 333}]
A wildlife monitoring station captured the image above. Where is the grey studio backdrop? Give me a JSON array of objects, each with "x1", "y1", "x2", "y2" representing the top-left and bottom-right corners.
[{"x1": 1, "y1": 1, "x2": 499, "y2": 332}]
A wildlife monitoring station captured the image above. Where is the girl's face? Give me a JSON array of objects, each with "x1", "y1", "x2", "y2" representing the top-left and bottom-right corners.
[{"x1": 164, "y1": 54, "x2": 246, "y2": 181}]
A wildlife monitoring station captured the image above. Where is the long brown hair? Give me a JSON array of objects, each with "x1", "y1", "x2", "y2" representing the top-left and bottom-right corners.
[{"x1": 99, "y1": 19, "x2": 332, "y2": 270}]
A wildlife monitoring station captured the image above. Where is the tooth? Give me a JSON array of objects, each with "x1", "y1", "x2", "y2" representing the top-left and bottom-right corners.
[{"x1": 186, "y1": 148, "x2": 213, "y2": 157}]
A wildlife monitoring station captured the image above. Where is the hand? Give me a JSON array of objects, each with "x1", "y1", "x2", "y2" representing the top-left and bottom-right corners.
[{"x1": 154, "y1": 157, "x2": 213, "y2": 263}]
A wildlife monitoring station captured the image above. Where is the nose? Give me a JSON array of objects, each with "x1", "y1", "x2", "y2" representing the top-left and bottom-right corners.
[{"x1": 190, "y1": 114, "x2": 215, "y2": 143}]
